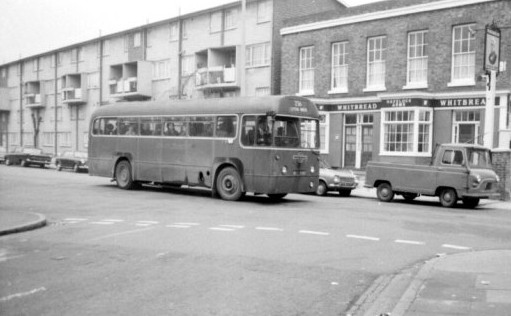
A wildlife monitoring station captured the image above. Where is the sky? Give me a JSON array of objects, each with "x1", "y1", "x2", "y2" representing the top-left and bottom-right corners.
[{"x1": 0, "y1": 0, "x2": 381, "y2": 65}]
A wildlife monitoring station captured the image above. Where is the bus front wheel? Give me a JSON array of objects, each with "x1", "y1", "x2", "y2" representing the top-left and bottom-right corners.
[
  {"x1": 115, "y1": 160, "x2": 136, "y2": 190},
  {"x1": 216, "y1": 167, "x2": 243, "y2": 201}
]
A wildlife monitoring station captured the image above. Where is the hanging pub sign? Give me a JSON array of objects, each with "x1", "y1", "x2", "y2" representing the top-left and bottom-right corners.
[{"x1": 484, "y1": 23, "x2": 501, "y2": 73}]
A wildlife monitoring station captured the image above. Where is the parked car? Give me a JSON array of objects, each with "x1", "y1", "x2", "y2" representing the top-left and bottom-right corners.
[
  {"x1": 55, "y1": 151, "x2": 88, "y2": 172},
  {"x1": 0, "y1": 147, "x2": 6, "y2": 164},
  {"x1": 4, "y1": 146, "x2": 53, "y2": 168},
  {"x1": 316, "y1": 158, "x2": 358, "y2": 196}
]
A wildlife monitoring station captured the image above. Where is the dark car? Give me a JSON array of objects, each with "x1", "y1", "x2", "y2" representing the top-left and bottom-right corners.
[
  {"x1": 316, "y1": 158, "x2": 358, "y2": 196},
  {"x1": 55, "y1": 151, "x2": 88, "y2": 172},
  {"x1": 4, "y1": 146, "x2": 53, "y2": 168}
]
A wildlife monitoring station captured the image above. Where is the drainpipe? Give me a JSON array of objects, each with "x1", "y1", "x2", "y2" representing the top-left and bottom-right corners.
[
  {"x1": 19, "y1": 59, "x2": 23, "y2": 146},
  {"x1": 240, "y1": 0, "x2": 246, "y2": 97},
  {"x1": 99, "y1": 37, "x2": 104, "y2": 106},
  {"x1": 54, "y1": 52, "x2": 58, "y2": 156},
  {"x1": 178, "y1": 17, "x2": 183, "y2": 100}
]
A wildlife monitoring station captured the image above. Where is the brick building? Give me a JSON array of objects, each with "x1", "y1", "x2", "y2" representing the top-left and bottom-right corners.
[
  {"x1": 280, "y1": 0, "x2": 511, "y2": 169},
  {"x1": 0, "y1": 0, "x2": 348, "y2": 155}
]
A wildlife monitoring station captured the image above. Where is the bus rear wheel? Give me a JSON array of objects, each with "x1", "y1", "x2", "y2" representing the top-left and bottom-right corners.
[
  {"x1": 216, "y1": 167, "x2": 243, "y2": 201},
  {"x1": 115, "y1": 160, "x2": 136, "y2": 190}
]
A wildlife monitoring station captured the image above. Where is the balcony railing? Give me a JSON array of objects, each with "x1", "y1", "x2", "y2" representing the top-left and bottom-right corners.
[
  {"x1": 62, "y1": 88, "x2": 85, "y2": 104},
  {"x1": 196, "y1": 66, "x2": 238, "y2": 90},
  {"x1": 25, "y1": 93, "x2": 44, "y2": 108}
]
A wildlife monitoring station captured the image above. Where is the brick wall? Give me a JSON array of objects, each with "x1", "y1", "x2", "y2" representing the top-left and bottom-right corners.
[
  {"x1": 492, "y1": 149, "x2": 511, "y2": 201},
  {"x1": 280, "y1": 0, "x2": 511, "y2": 98}
]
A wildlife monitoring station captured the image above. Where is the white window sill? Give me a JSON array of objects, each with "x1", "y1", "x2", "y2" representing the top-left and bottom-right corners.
[
  {"x1": 379, "y1": 151, "x2": 432, "y2": 157},
  {"x1": 296, "y1": 91, "x2": 314, "y2": 97},
  {"x1": 447, "y1": 80, "x2": 475, "y2": 87},
  {"x1": 363, "y1": 86, "x2": 386, "y2": 92},
  {"x1": 328, "y1": 88, "x2": 348, "y2": 94},
  {"x1": 403, "y1": 83, "x2": 428, "y2": 90}
]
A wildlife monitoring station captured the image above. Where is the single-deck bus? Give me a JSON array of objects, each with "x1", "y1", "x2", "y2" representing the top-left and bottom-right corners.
[{"x1": 88, "y1": 96, "x2": 320, "y2": 201}]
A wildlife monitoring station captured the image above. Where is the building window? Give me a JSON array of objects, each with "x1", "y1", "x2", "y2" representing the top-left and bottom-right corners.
[
  {"x1": 452, "y1": 110, "x2": 481, "y2": 144},
  {"x1": 255, "y1": 87, "x2": 270, "y2": 96},
  {"x1": 133, "y1": 32, "x2": 142, "y2": 48},
  {"x1": 381, "y1": 108, "x2": 432, "y2": 155},
  {"x1": 169, "y1": 22, "x2": 179, "y2": 41},
  {"x1": 87, "y1": 72, "x2": 100, "y2": 89},
  {"x1": 299, "y1": 46, "x2": 314, "y2": 95},
  {"x1": 330, "y1": 42, "x2": 348, "y2": 93},
  {"x1": 0, "y1": 68, "x2": 6, "y2": 78},
  {"x1": 406, "y1": 30, "x2": 428, "y2": 88},
  {"x1": 450, "y1": 24, "x2": 476, "y2": 86},
  {"x1": 366, "y1": 36, "x2": 386, "y2": 91},
  {"x1": 181, "y1": 55, "x2": 195, "y2": 76},
  {"x1": 50, "y1": 106, "x2": 63, "y2": 122},
  {"x1": 257, "y1": 0, "x2": 271, "y2": 23},
  {"x1": 153, "y1": 59, "x2": 171, "y2": 80},
  {"x1": 224, "y1": 8, "x2": 238, "y2": 30},
  {"x1": 210, "y1": 11, "x2": 222, "y2": 33},
  {"x1": 246, "y1": 42, "x2": 271, "y2": 67}
]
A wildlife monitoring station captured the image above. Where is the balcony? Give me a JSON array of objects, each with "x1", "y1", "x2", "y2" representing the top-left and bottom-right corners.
[
  {"x1": 24, "y1": 81, "x2": 45, "y2": 108},
  {"x1": 62, "y1": 74, "x2": 87, "y2": 105},
  {"x1": 195, "y1": 66, "x2": 238, "y2": 91},
  {"x1": 109, "y1": 61, "x2": 151, "y2": 100}
]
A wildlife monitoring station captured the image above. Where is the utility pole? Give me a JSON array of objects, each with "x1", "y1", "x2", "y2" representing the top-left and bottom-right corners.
[{"x1": 483, "y1": 22, "x2": 501, "y2": 149}]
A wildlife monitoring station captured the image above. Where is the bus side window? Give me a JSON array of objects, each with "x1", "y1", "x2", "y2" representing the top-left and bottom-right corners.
[
  {"x1": 101, "y1": 118, "x2": 118, "y2": 135},
  {"x1": 256, "y1": 116, "x2": 272, "y2": 146},
  {"x1": 189, "y1": 117, "x2": 213, "y2": 137},
  {"x1": 119, "y1": 118, "x2": 138, "y2": 136},
  {"x1": 241, "y1": 116, "x2": 256, "y2": 146},
  {"x1": 216, "y1": 116, "x2": 236, "y2": 138},
  {"x1": 92, "y1": 119, "x2": 101, "y2": 135}
]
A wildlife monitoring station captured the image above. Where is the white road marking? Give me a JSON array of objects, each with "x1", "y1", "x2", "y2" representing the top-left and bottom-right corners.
[
  {"x1": 0, "y1": 287, "x2": 46, "y2": 302},
  {"x1": 395, "y1": 239, "x2": 426, "y2": 245},
  {"x1": 101, "y1": 219, "x2": 124, "y2": 222},
  {"x1": 90, "y1": 221, "x2": 115, "y2": 225},
  {"x1": 174, "y1": 222, "x2": 200, "y2": 226},
  {"x1": 346, "y1": 234, "x2": 380, "y2": 241},
  {"x1": 64, "y1": 218, "x2": 87, "y2": 221},
  {"x1": 299, "y1": 230, "x2": 330, "y2": 236},
  {"x1": 209, "y1": 227, "x2": 236, "y2": 232},
  {"x1": 255, "y1": 227, "x2": 284, "y2": 232},
  {"x1": 135, "y1": 223, "x2": 153, "y2": 227},
  {"x1": 219, "y1": 225, "x2": 245, "y2": 229},
  {"x1": 137, "y1": 221, "x2": 159, "y2": 224},
  {"x1": 442, "y1": 244, "x2": 471, "y2": 250},
  {"x1": 89, "y1": 227, "x2": 154, "y2": 241},
  {"x1": 166, "y1": 225, "x2": 191, "y2": 228}
]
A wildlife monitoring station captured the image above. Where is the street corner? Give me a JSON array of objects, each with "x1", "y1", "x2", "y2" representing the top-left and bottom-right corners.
[{"x1": 0, "y1": 210, "x2": 47, "y2": 236}]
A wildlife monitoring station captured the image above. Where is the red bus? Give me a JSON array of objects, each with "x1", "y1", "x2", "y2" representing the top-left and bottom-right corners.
[{"x1": 88, "y1": 96, "x2": 320, "y2": 201}]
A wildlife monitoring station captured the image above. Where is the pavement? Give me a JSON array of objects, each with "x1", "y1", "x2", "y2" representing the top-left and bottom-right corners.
[{"x1": 1, "y1": 178, "x2": 510, "y2": 316}]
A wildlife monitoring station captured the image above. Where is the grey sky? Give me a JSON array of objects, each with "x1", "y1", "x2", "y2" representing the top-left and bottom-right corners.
[{"x1": 0, "y1": 0, "x2": 380, "y2": 64}]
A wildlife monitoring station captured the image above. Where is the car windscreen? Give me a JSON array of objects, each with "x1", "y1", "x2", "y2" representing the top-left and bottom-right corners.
[{"x1": 467, "y1": 148, "x2": 492, "y2": 169}]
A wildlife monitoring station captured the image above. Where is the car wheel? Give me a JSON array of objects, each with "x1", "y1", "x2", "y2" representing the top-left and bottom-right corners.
[
  {"x1": 56, "y1": 162, "x2": 62, "y2": 171},
  {"x1": 376, "y1": 182, "x2": 394, "y2": 202},
  {"x1": 439, "y1": 188, "x2": 457, "y2": 208},
  {"x1": 316, "y1": 181, "x2": 327, "y2": 196},
  {"x1": 115, "y1": 160, "x2": 136, "y2": 190},
  {"x1": 216, "y1": 167, "x2": 243, "y2": 201},
  {"x1": 338, "y1": 189, "x2": 351, "y2": 197},
  {"x1": 462, "y1": 197, "x2": 480, "y2": 209}
]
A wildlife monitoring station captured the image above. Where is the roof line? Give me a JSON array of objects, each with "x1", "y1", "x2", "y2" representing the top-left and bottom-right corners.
[{"x1": 281, "y1": 0, "x2": 497, "y2": 36}]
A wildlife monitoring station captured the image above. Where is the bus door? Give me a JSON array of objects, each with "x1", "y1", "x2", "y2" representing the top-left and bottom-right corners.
[{"x1": 137, "y1": 117, "x2": 163, "y2": 182}]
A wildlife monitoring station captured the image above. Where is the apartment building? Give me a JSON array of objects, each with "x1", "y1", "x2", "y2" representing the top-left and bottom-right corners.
[
  {"x1": 281, "y1": 0, "x2": 511, "y2": 169},
  {"x1": 0, "y1": 0, "x2": 348, "y2": 155}
]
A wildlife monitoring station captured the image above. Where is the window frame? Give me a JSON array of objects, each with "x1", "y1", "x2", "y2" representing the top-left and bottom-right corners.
[
  {"x1": 449, "y1": 24, "x2": 476, "y2": 87},
  {"x1": 364, "y1": 36, "x2": 387, "y2": 92},
  {"x1": 298, "y1": 46, "x2": 315, "y2": 96},
  {"x1": 405, "y1": 30, "x2": 428, "y2": 89},
  {"x1": 330, "y1": 41, "x2": 348, "y2": 94}
]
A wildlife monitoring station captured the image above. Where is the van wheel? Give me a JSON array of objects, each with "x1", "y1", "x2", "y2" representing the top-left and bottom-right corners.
[
  {"x1": 462, "y1": 197, "x2": 480, "y2": 209},
  {"x1": 316, "y1": 181, "x2": 327, "y2": 196},
  {"x1": 376, "y1": 183, "x2": 394, "y2": 202},
  {"x1": 439, "y1": 188, "x2": 457, "y2": 208},
  {"x1": 115, "y1": 160, "x2": 135, "y2": 190},
  {"x1": 216, "y1": 167, "x2": 243, "y2": 201}
]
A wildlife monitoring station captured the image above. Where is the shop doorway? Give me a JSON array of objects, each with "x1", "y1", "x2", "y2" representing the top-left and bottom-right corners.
[{"x1": 344, "y1": 113, "x2": 373, "y2": 169}]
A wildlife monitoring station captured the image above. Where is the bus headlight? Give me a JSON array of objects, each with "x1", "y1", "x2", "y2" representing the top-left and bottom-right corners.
[
  {"x1": 281, "y1": 166, "x2": 288, "y2": 175},
  {"x1": 310, "y1": 166, "x2": 315, "y2": 173},
  {"x1": 309, "y1": 181, "x2": 314, "y2": 188},
  {"x1": 333, "y1": 175, "x2": 340, "y2": 183},
  {"x1": 470, "y1": 174, "x2": 481, "y2": 188},
  {"x1": 496, "y1": 175, "x2": 500, "y2": 182}
]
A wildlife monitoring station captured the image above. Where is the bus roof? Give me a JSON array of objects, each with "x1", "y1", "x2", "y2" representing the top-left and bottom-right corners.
[{"x1": 91, "y1": 96, "x2": 319, "y2": 119}]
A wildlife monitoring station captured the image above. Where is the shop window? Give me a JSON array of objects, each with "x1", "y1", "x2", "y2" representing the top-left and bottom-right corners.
[
  {"x1": 381, "y1": 108, "x2": 432, "y2": 155},
  {"x1": 452, "y1": 110, "x2": 481, "y2": 144}
]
